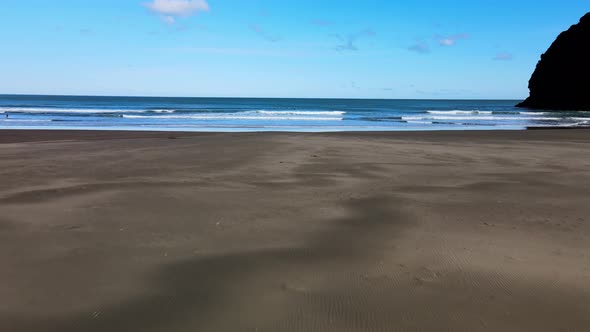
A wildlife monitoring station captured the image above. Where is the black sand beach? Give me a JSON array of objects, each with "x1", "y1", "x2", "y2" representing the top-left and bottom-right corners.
[{"x1": 1, "y1": 129, "x2": 589, "y2": 331}]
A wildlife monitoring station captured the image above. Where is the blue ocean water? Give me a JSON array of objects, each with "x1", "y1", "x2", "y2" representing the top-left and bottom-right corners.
[{"x1": 0, "y1": 95, "x2": 589, "y2": 132}]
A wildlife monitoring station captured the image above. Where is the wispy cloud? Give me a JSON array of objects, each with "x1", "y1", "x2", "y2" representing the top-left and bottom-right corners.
[
  {"x1": 494, "y1": 53, "x2": 513, "y2": 61},
  {"x1": 408, "y1": 41, "x2": 430, "y2": 54},
  {"x1": 144, "y1": 0, "x2": 209, "y2": 24},
  {"x1": 436, "y1": 33, "x2": 469, "y2": 46},
  {"x1": 331, "y1": 29, "x2": 376, "y2": 52},
  {"x1": 249, "y1": 24, "x2": 281, "y2": 42}
]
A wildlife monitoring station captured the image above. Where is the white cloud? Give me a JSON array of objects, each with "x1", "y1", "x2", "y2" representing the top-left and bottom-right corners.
[
  {"x1": 145, "y1": 0, "x2": 209, "y2": 23},
  {"x1": 439, "y1": 38, "x2": 455, "y2": 46},
  {"x1": 436, "y1": 33, "x2": 469, "y2": 46}
]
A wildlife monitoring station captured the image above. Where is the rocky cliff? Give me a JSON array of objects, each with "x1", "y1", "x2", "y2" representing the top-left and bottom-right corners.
[{"x1": 517, "y1": 13, "x2": 590, "y2": 110}]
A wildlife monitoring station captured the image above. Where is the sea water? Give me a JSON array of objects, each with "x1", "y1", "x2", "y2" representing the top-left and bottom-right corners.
[{"x1": 1, "y1": 95, "x2": 588, "y2": 132}]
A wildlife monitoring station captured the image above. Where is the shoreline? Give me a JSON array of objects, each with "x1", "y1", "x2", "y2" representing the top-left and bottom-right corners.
[{"x1": 1, "y1": 127, "x2": 589, "y2": 144}]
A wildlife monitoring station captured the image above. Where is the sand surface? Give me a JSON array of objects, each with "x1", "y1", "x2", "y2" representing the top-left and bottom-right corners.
[{"x1": 1, "y1": 129, "x2": 589, "y2": 331}]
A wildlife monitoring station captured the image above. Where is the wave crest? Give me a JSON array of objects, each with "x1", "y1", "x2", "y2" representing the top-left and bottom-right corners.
[
  {"x1": 426, "y1": 110, "x2": 492, "y2": 115},
  {"x1": 123, "y1": 114, "x2": 342, "y2": 121}
]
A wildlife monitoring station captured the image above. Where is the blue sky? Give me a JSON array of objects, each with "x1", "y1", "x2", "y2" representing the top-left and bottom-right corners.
[{"x1": 0, "y1": 0, "x2": 588, "y2": 99}]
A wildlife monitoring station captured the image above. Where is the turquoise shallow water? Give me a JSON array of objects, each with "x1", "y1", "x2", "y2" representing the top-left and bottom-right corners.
[{"x1": 1, "y1": 95, "x2": 589, "y2": 132}]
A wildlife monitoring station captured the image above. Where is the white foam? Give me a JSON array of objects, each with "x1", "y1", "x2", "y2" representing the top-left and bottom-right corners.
[
  {"x1": 123, "y1": 114, "x2": 342, "y2": 121},
  {"x1": 426, "y1": 110, "x2": 492, "y2": 115},
  {"x1": 406, "y1": 120, "x2": 433, "y2": 125},
  {"x1": 403, "y1": 116, "x2": 562, "y2": 121},
  {"x1": 0, "y1": 119, "x2": 52, "y2": 122},
  {"x1": 251, "y1": 110, "x2": 345, "y2": 116},
  {"x1": 530, "y1": 123, "x2": 586, "y2": 128},
  {"x1": 0, "y1": 107, "x2": 159, "y2": 114},
  {"x1": 519, "y1": 112, "x2": 547, "y2": 115}
]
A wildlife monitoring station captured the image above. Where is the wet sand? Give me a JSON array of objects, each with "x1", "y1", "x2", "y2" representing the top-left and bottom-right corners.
[{"x1": 1, "y1": 129, "x2": 589, "y2": 331}]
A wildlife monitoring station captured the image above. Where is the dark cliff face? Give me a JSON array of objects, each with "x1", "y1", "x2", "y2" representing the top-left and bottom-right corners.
[{"x1": 517, "y1": 13, "x2": 590, "y2": 110}]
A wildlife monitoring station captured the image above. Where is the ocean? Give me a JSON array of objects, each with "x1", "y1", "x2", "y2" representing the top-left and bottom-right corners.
[{"x1": 1, "y1": 95, "x2": 588, "y2": 132}]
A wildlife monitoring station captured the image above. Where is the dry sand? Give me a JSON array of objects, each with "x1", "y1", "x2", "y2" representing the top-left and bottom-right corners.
[{"x1": 0, "y1": 129, "x2": 589, "y2": 331}]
